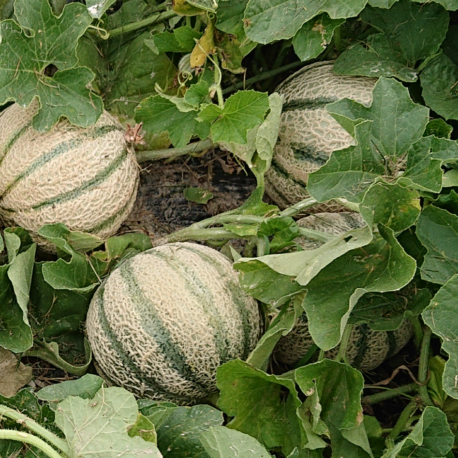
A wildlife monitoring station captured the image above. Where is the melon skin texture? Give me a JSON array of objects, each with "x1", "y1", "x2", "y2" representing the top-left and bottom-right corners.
[
  {"x1": 274, "y1": 315, "x2": 412, "y2": 372},
  {"x1": 0, "y1": 101, "x2": 139, "y2": 246},
  {"x1": 265, "y1": 61, "x2": 376, "y2": 211},
  {"x1": 86, "y1": 242, "x2": 262, "y2": 405}
]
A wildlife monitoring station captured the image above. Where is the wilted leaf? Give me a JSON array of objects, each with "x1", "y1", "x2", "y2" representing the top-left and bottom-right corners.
[{"x1": 0, "y1": 347, "x2": 33, "y2": 397}]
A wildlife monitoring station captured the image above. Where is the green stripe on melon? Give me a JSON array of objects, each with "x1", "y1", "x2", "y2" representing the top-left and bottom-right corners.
[
  {"x1": 0, "y1": 101, "x2": 139, "y2": 248},
  {"x1": 265, "y1": 61, "x2": 376, "y2": 212},
  {"x1": 86, "y1": 242, "x2": 262, "y2": 404}
]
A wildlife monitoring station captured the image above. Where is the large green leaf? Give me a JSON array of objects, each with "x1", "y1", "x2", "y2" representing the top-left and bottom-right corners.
[
  {"x1": 295, "y1": 360, "x2": 372, "y2": 457},
  {"x1": 217, "y1": 360, "x2": 302, "y2": 454},
  {"x1": 416, "y1": 206, "x2": 458, "y2": 285},
  {"x1": 423, "y1": 275, "x2": 458, "y2": 399},
  {"x1": 302, "y1": 226, "x2": 416, "y2": 350},
  {"x1": 55, "y1": 387, "x2": 162, "y2": 457},
  {"x1": 382, "y1": 407, "x2": 454, "y2": 457},
  {"x1": 243, "y1": 0, "x2": 367, "y2": 44},
  {"x1": 421, "y1": 53, "x2": 458, "y2": 121},
  {"x1": 155, "y1": 405, "x2": 224, "y2": 458},
  {"x1": 0, "y1": 0, "x2": 102, "y2": 130}
]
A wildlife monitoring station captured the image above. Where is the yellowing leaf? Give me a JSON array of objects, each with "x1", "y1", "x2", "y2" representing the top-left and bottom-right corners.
[{"x1": 191, "y1": 21, "x2": 216, "y2": 68}]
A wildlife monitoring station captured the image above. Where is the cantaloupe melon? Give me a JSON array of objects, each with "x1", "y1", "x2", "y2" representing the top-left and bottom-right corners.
[
  {"x1": 86, "y1": 242, "x2": 261, "y2": 404},
  {"x1": 265, "y1": 61, "x2": 376, "y2": 211},
  {"x1": 0, "y1": 101, "x2": 139, "y2": 246}
]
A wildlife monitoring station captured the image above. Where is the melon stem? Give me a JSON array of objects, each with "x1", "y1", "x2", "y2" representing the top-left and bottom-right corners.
[
  {"x1": 418, "y1": 326, "x2": 434, "y2": 407},
  {"x1": 0, "y1": 430, "x2": 65, "y2": 458},
  {"x1": 0, "y1": 405, "x2": 70, "y2": 456}
]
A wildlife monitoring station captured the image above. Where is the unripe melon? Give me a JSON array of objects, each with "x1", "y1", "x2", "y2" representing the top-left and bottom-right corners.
[
  {"x1": 86, "y1": 242, "x2": 261, "y2": 405},
  {"x1": 0, "y1": 101, "x2": 139, "y2": 246},
  {"x1": 265, "y1": 61, "x2": 376, "y2": 211}
]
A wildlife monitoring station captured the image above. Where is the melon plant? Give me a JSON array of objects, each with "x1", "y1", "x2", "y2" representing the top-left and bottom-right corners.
[
  {"x1": 0, "y1": 101, "x2": 139, "y2": 247},
  {"x1": 86, "y1": 242, "x2": 261, "y2": 405},
  {"x1": 265, "y1": 61, "x2": 376, "y2": 210}
]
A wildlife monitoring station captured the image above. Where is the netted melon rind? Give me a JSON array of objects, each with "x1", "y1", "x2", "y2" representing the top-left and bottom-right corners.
[
  {"x1": 0, "y1": 101, "x2": 139, "y2": 250},
  {"x1": 265, "y1": 61, "x2": 377, "y2": 212},
  {"x1": 86, "y1": 242, "x2": 261, "y2": 405},
  {"x1": 274, "y1": 314, "x2": 412, "y2": 372}
]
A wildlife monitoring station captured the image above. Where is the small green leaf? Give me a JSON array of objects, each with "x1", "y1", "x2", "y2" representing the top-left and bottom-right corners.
[
  {"x1": 135, "y1": 95, "x2": 210, "y2": 147},
  {"x1": 293, "y1": 14, "x2": 344, "y2": 62},
  {"x1": 424, "y1": 119, "x2": 453, "y2": 139},
  {"x1": 128, "y1": 413, "x2": 157, "y2": 444},
  {"x1": 199, "y1": 90, "x2": 269, "y2": 144},
  {"x1": 184, "y1": 187, "x2": 214, "y2": 204},
  {"x1": 201, "y1": 426, "x2": 273, "y2": 457},
  {"x1": 148, "y1": 26, "x2": 202, "y2": 53}
]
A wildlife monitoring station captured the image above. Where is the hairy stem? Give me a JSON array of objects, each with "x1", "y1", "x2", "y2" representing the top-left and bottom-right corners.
[
  {"x1": 362, "y1": 383, "x2": 418, "y2": 405},
  {"x1": 335, "y1": 324, "x2": 353, "y2": 364},
  {"x1": 0, "y1": 429, "x2": 65, "y2": 458},
  {"x1": 418, "y1": 326, "x2": 434, "y2": 407},
  {"x1": 136, "y1": 138, "x2": 215, "y2": 163},
  {"x1": 152, "y1": 227, "x2": 251, "y2": 246},
  {"x1": 108, "y1": 9, "x2": 176, "y2": 38},
  {"x1": 279, "y1": 197, "x2": 319, "y2": 217},
  {"x1": 0, "y1": 405, "x2": 70, "y2": 456},
  {"x1": 388, "y1": 400, "x2": 418, "y2": 444}
]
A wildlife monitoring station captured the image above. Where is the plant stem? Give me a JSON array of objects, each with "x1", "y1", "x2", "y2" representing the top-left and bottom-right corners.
[
  {"x1": 297, "y1": 226, "x2": 335, "y2": 243},
  {"x1": 108, "y1": 9, "x2": 176, "y2": 37},
  {"x1": 362, "y1": 383, "x2": 418, "y2": 405},
  {"x1": 152, "y1": 227, "x2": 251, "y2": 246},
  {"x1": 409, "y1": 315, "x2": 423, "y2": 350},
  {"x1": 418, "y1": 326, "x2": 434, "y2": 407},
  {"x1": 256, "y1": 236, "x2": 268, "y2": 256},
  {"x1": 279, "y1": 197, "x2": 319, "y2": 217},
  {"x1": 0, "y1": 405, "x2": 70, "y2": 456},
  {"x1": 0, "y1": 429, "x2": 65, "y2": 458},
  {"x1": 335, "y1": 324, "x2": 353, "y2": 364},
  {"x1": 222, "y1": 61, "x2": 306, "y2": 95},
  {"x1": 136, "y1": 138, "x2": 215, "y2": 163},
  {"x1": 388, "y1": 400, "x2": 418, "y2": 444}
]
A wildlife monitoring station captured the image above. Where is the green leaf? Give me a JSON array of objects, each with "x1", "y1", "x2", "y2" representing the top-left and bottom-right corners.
[
  {"x1": 86, "y1": 0, "x2": 117, "y2": 18},
  {"x1": 55, "y1": 386, "x2": 162, "y2": 457},
  {"x1": 106, "y1": 32, "x2": 177, "y2": 118},
  {"x1": 128, "y1": 414, "x2": 157, "y2": 445},
  {"x1": 292, "y1": 14, "x2": 345, "y2": 62},
  {"x1": 424, "y1": 119, "x2": 453, "y2": 139},
  {"x1": 423, "y1": 275, "x2": 458, "y2": 399},
  {"x1": 148, "y1": 26, "x2": 202, "y2": 53},
  {"x1": 362, "y1": 0, "x2": 448, "y2": 64},
  {"x1": 307, "y1": 121, "x2": 385, "y2": 203},
  {"x1": 302, "y1": 226, "x2": 416, "y2": 350},
  {"x1": 135, "y1": 95, "x2": 210, "y2": 147},
  {"x1": 295, "y1": 360, "x2": 372, "y2": 457},
  {"x1": 0, "y1": 230, "x2": 35, "y2": 353},
  {"x1": 155, "y1": 405, "x2": 224, "y2": 457},
  {"x1": 217, "y1": 359, "x2": 301, "y2": 452},
  {"x1": 36, "y1": 374, "x2": 104, "y2": 410},
  {"x1": 246, "y1": 296, "x2": 303, "y2": 371},
  {"x1": 184, "y1": 187, "x2": 214, "y2": 204},
  {"x1": 412, "y1": 0, "x2": 458, "y2": 10},
  {"x1": 243, "y1": 0, "x2": 367, "y2": 44},
  {"x1": 199, "y1": 90, "x2": 269, "y2": 144},
  {"x1": 334, "y1": 33, "x2": 417, "y2": 82},
  {"x1": 359, "y1": 182, "x2": 421, "y2": 233},
  {"x1": 0, "y1": 0, "x2": 103, "y2": 130},
  {"x1": 382, "y1": 407, "x2": 454, "y2": 457},
  {"x1": 201, "y1": 426, "x2": 273, "y2": 457},
  {"x1": 421, "y1": 53, "x2": 458, "y2": 121},
  {"x1": 416, "y1": 205, "x2": 458, "y2": 285}
]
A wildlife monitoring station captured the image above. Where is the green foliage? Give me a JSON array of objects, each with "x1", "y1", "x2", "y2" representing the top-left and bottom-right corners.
[{"x1": 2, "y1": 0, "x2": 458, "y2": 455}]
